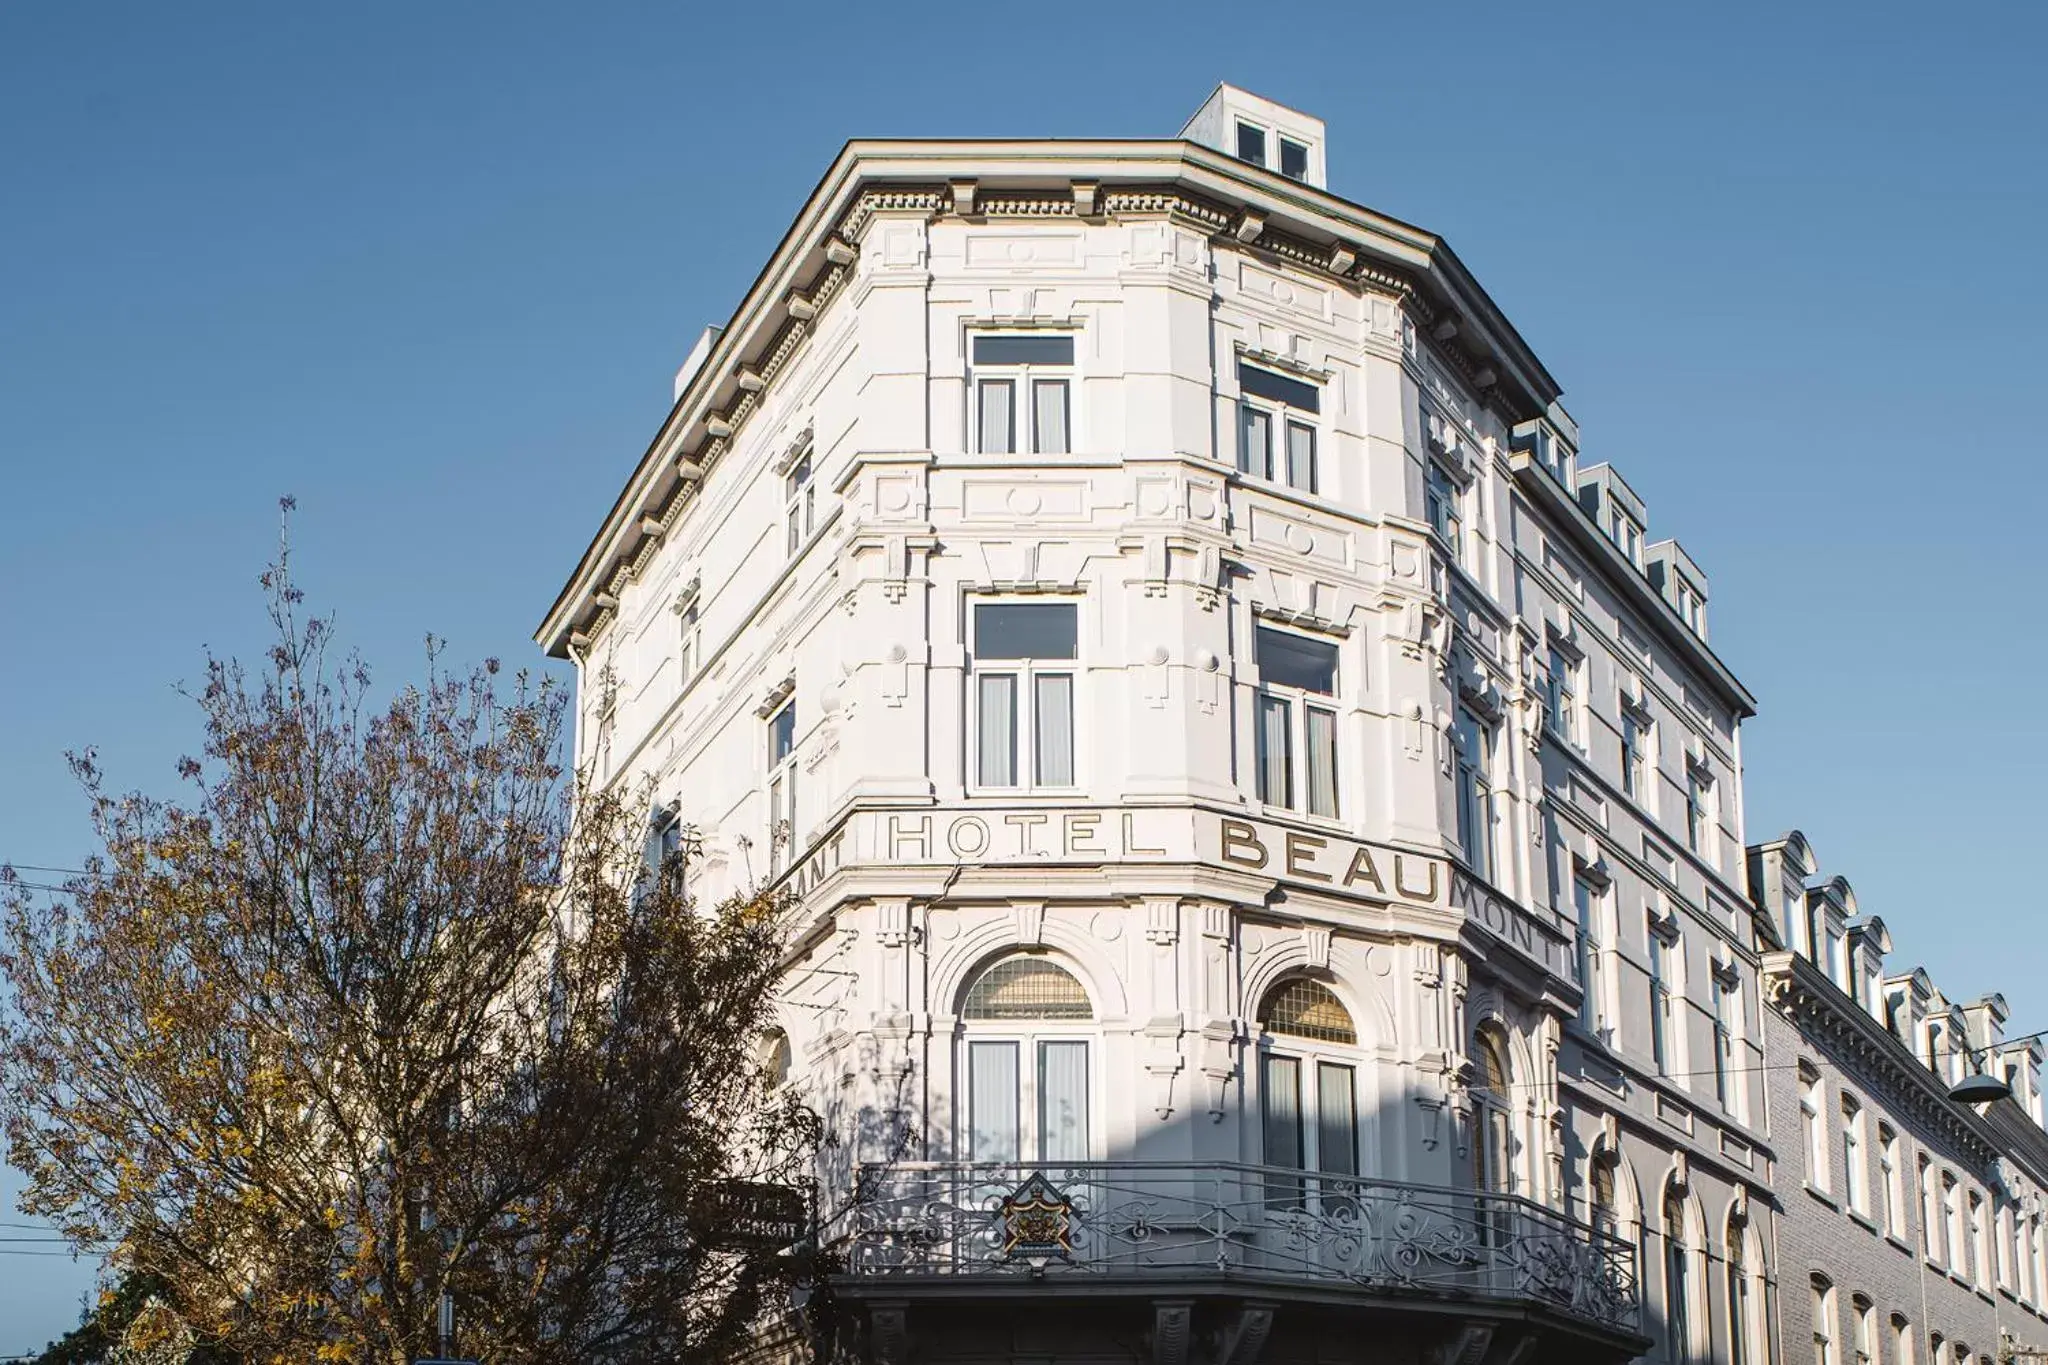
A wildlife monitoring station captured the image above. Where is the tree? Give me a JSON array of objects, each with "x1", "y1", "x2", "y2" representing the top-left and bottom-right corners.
[{"x1": 1, "y1": 523, "x2": 823, "y2": 1365}]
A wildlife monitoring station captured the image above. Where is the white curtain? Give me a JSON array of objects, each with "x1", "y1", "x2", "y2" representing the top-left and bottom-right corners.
[
  {"x1": 1305, "y1": 705, "x2": 1338, "y2": 817},
  {"x1": 1033, "y1": 379, "x2": 1069, "y2": 454},
  {"x1": 1315, "y1": 1062, "x2": 1356, "y2": 1176},
  {"x1": 1037, "y1": 1041, "x2": 1088, "y2": 1162},
  {"x1": 1287, "y1": 421, "x2": 1316, "y2": 491},
  {"x1": 1256, "y1": 695, "x2": 1292, "y2": 808},
  {"x1": 1034, "y1": 674, "x2": 1073, "y2": 786},
  {"x1": 978, "y1": 674, "x2": 1016, "y2": 786},
  {"x1": 1240, "y1": 404, "x2": 1271, "y2": 477},
  {"x1": 978, "y1": 379, "x2": 1014, "y2": 453},
  {"x1": 969, "y1": 1041, "x2": 1019, "y2": 1163}
]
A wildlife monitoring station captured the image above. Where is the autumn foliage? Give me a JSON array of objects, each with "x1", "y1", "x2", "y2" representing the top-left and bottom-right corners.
[{"x1": 1, "y1": 535, "x2": 821, "y2": 1364}]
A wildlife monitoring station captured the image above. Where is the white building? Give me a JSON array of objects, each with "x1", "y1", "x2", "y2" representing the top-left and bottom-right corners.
[{"x1": 534, "y1": 84, "x2": 1771, "y2": 1365}]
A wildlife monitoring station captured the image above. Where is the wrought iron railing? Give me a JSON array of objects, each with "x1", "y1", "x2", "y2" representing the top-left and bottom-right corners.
[{"x1": 830, "y1": 1161, "x2": 1639, "y2": 1333}]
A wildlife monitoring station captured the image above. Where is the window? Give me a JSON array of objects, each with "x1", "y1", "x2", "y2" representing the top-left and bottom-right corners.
[
  {"x1": 1801, "y1": 1066, "x2": 1829, "y2": 1193},
  {"x1": 1544, "y1": 644, "x2": 1582, "y2": 746},
  {"x1": 1471, "y1": 1028, "x2": 1516, "y2": 1195},
  {"x1": 1880, "y1": 1126, "x2": 1905, "y2": 1239},
  {"x1": 1969, "y1": 1190, "x2": 1990, "y2": 1290},
  {"x1": 1783, "y1": 887, "x2": 1811, "y2": 955},
  {"x1": 1258, "y1": 980, "x2": 1358, "y2": 1207},
  {"x1": 1851, "y1": 1296, "x2": 1876, "y2": 1365},
  {"x1": 1920, "y1": 1155, "x2": 1940, "y2": 1260},
  {"x1": 1891, "y1": 1315, "x2": 1914, "y2": 1365},
  {"x1": 1943, "y1": 1173, "x2": 1964, "y2": 1272},
  {"x1": 1612, "y1": 509, "x2": 1645, "y2": 567},
  {"x1": 1812, "y1": 1277, "x2": 1837, "y2": 1365},
  {"x1": 1648, "y1": 925, "x2": 1679, "y2": 1077},
  {"x1": 1685, "y1": 768, "x2": 1715, "y2": 858},
  {"x1": 1999, "y1": 1201, "x2": 2017, "y2": 1290},
  {"x1": 767, "y1": 698, "x2": 797, "y2": 873},
  {"x1": 1842, "y1": 1095, "x2": 1870, "y2": 1217},
  {"x1": 676, "y1": 600, "x2": 700, "y2": 691},
  {"x1": 1664, "y1": 1187, "x2": 1695, "y2": 1365},
  {"x1": 1425, "y1": 461, "x2": 1465, "y2": 559},
  {"x1": 1590, "y1": 1157, "x2": 1619, "y2": 1238},
  {"x1": 1236, "y1": 120, "x2": 1267, "y2": 165},
  {"x1": 1453, "y1": 707, "x2": 1497, "y2": 883},
  {"x1": 1929, "y1": 1334, "x2": 1944, "y2": 1365},
  {"x1": 784, "y1": 451, "x2": 815, "y2": 554},
  {"x1": 758, "y1": 1029, "x2": 793, "y2": 1089},
  {"x1": 1714, "y1": 972, "x2": 1743, "y2": 1116},
  {"x1": 1253, "y1": 627, "x2": 1340, "y2": 817},
  {"x1": 972, "y1": 334, "x2": 1073, "y2": 455},
  {"x1": 1238, "y1": 362, "x2": 1320, "y2": 492},
  {"x1": 1573, "y1": 871, "x2": 1610, "y2": 1037},
  {"x1": 971, "y1": 601, "x2": 1077, "y2": 790},
  {"x1": 1729, "y1": 1216, "x2": 1763, "y2": 1365},
  {"x1": 1674, "y1": 578, "x2": 1705, "y2": 634},
  {"x1": 1278, "y1": 136, "x2": 1309, "y2": 180},
  {"x1": 961, "y1": 956, "x2": 1093, "y2": 1164},
  {"x1": 1621, "y1": 706, "x2": 1653, "y2": 807}
]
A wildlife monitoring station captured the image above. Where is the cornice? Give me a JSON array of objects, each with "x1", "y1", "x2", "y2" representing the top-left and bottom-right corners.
[
  {"x1": 1761, "y1": 951, "x2": 2008, "y2": 1171},
  {"x1": 538, "y1": 141, "x2": 1569, "y2": 657}
]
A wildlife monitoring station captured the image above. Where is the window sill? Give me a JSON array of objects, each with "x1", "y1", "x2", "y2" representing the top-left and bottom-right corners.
[
  {"x1": 1805, "y1": 1185, "x2": 1839, "y2": 1211},
  {"x1": 1848, "y1": 1209, "x2": 1879, "y2": 1234},
  {"x1": 1885, "y1": 1234, "x2": 1913, "y2": 1255}
]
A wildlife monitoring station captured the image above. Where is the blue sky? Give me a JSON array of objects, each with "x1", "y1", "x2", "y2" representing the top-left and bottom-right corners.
[{"x1": 2, "y1": 0, "x2": 2043, "y2": 1348}]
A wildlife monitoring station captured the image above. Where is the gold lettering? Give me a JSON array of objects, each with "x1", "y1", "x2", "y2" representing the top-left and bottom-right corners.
[
  {"x1": 1064, "y1": 812, "x2": 1103, "y2": 855},
  {"x1": 1285, "y1": 832, "x2": 1332, "y2": 882},
  {"x1": 1004, "y1": 812, "x2": 1049, "y2": 854},
  {"x1": 1219, "y1": 818, "x2": 1269, "y2": 869},
  {"x1": 1123, "y1": 811, "x2": 1168, "y2": 855},
  {"x1": 1342, "y1": 845, "x2": 1389, "y2": 896},
  {"x1": 1396, "y1": 855, "x2": 1442, "y2": 904}
]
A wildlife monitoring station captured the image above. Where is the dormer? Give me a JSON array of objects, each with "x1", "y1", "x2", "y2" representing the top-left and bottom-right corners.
[
  {"x1": 1962, "y1": 993, "x2": 2009, "y2": 1054},
  {"x1": 1511, "y1": 404, "x2": 1579, "y2": 489},
  {"x1": 1575, "y1": 462, "x2": 1649, "y2": 572},
  {"x1": 1181, "y1": 84, "x2": 1328, "y2": 189},
  {"x1": 1885, "y1": 967, "x2": 1934, "y2": 1049},
  {"x1": 1804, "y1": 875, "x2": 1855, "y2": 991},
  {"x1": 1997, "y1": 1038, "x2": 2045, "y2": 1126},
  {"x1": 1646, "y1": 539, "x2": 1709, "y2": 640},
  {"x1": 1845, "y1": 916, "x2": 1891, "y2": 1021},
  {"x1": 1747, "y1": 830, "x2": 1818, "y2": 954}
]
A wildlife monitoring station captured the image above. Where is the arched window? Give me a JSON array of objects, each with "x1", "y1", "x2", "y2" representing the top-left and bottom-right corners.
[
  {"x1": 1590, "y1": 1156, "x2": 1619, "y2": 1238},
  {"x1": 1471, "y1": 1027, "x2": 1516, "y2": 1195},
  {"x1": 1257, "y1": 979, "x2": 1359, "y2": 1205},
  {"x1": 1851, "y1": 1294, "x2": 1876, "y2": 1365},
  {"x1": 963, "y1": 956, "x2": 1093, "y2": 1020},
  {"x1": 1812, "y1": 1276, "x2": 1838, "y2": 1365},
  {"x1": 959, "y1": 954, "x2": 1093, "y2": 1165},
  {"x1": 1727, "y1": 1206, "x2": 1766, "y2": 1365},
  {"x1": 1664, "y1": 1185, "x2": 1695, "y2": 1365},
  {"x1": 1890, "y1": 1313, "x2": 1914, "y2": 1365},
  {"x1": 757, "y1": 1029, "x2": 793, "y2": 1089}
]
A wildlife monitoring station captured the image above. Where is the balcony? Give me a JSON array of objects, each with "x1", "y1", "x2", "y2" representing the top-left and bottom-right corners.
[{"x1": 830, "y1": 1161, "x2": 1640, "y2": 1337}]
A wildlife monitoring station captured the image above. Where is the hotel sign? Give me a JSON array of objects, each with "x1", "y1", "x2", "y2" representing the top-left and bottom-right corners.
[{"x1": 779, "y1": 805, "x2": 1565, "y2": 976}]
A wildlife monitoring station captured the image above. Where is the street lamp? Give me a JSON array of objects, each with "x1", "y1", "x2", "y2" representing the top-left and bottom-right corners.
[{"x1": 1948, "y1": 1027, "x2": 2048, "y2": 1106}]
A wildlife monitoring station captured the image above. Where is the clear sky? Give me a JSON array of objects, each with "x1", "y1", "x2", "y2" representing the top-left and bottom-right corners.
[{"x1": 2, "y1": 0, "x2": 2043, "y2": 1349}]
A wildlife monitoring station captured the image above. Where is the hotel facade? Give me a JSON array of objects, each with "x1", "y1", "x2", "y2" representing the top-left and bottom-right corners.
[{"x1": 534, "y1": 87, "x2": 2048, "y2": 1365}]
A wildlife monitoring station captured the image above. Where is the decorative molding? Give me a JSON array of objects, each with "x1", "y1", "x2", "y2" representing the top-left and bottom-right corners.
[{"x1": 1152, "y1": 1301, "x2": 1193, "y2": 1365}]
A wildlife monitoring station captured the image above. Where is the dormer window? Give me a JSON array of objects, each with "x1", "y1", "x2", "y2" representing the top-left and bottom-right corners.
[
  {"x1": 1612, "y1": 509, "x2": 1644, "y2": 568},
  {"x1": 1674, "y1": 578, "x2": 1705, "y2": 635},
  {"x1": 1236, "y1": 121, "x2": 1267, "y2": 165},
  {"x1": 1279, "y1": 136, "x2": 1309, "y2": 180}
]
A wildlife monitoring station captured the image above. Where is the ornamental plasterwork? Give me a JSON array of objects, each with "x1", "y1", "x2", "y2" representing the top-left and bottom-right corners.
[{"x1": 574, "y1": 172, "x2": 1511, "y2": 646}]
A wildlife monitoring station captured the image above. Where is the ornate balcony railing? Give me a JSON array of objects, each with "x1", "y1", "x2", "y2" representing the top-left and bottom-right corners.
[{"x1": 831, "y1": 1161, "x2": 1638, "y2": 1334}]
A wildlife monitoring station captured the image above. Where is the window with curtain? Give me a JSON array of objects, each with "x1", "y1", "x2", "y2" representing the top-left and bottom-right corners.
[
  {"x1": 1890, "y1": 1315, "x2": 1913, "y2": 1365},
  {"x1": 1252, "y1": 626, "x2": 1340, "y2": 818},
  {"x1": 1573, "y1": 871, "x2": 1610, "y2": 1037},
  {"x1": 972, "y1": 334, "x2": 1074, "y2": 455},
  {"x1": 1236, "y1": 360, "x2": 1320, "y2": 493},
  {"x1": 971, "y1": 601, "x2": 1078, "y2": 790},
  {"x1": 961, "y1": 955, "x2": 1093, "y2": 1165},
  {"x1": 1257, "y1": 978, "x2": 1359, "y2": 1211},
  {"x1": 1851, "y1": 1296, "x2": 1875, "y2": 1365},
  {"x1": 1880, "y1": 1125, "x2": 1904, "y2": 1238}
]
